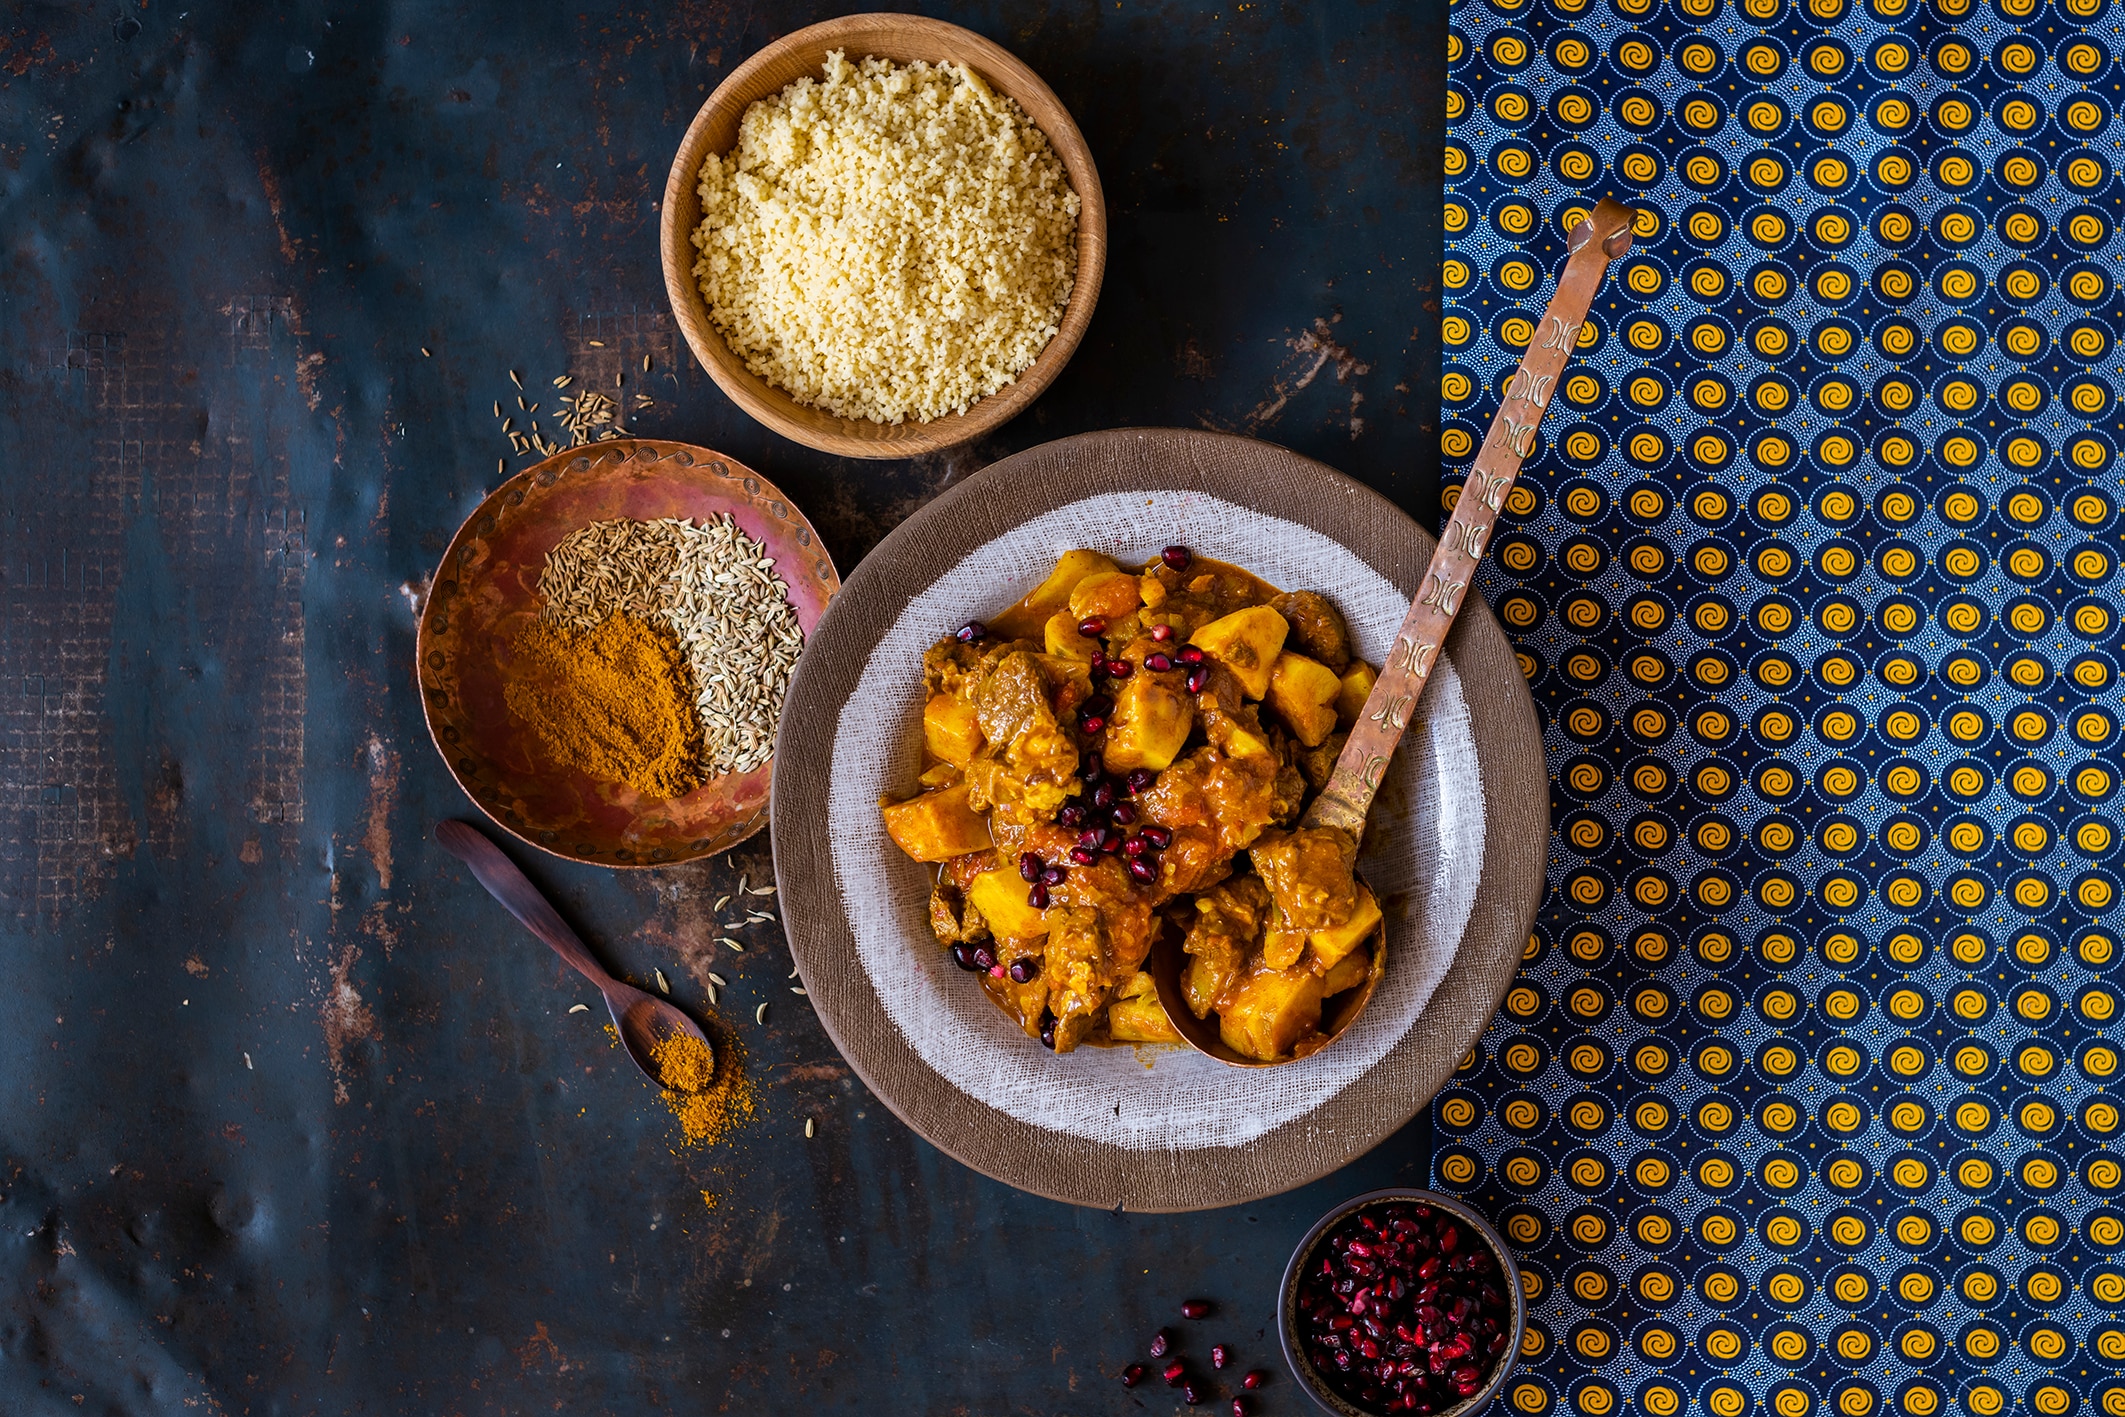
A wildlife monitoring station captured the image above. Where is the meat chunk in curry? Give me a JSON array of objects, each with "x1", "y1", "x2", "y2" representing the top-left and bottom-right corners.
[{"x1": 882, "y1": 546, "x2": 1378, "y2": 1059}]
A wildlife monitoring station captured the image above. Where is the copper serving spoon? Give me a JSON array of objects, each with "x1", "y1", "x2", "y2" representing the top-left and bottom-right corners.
[
  {"x1": 1148, "y1": 197, "x2": 1636, "y2": 1066},
  {"x1": 435, "y1": 819, "x2": 714, "y2": 1089}
]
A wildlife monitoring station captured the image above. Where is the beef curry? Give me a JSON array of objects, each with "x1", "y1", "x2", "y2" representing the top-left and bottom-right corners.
[{"x1": 881, "y1": 545, "x2": 1382, "y2": 1061}]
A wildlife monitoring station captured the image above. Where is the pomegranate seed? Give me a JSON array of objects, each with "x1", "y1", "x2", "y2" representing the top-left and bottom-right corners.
[
  {"x1": 1185, "y1": 667, "x2": 1210, "y2": 693},
  {"x1": 1107, "y1": 658, "x2": 1135, "y2": 680},
  {"x1": 1056, "y1": 803, "x2": 1085, "y2": 828},
  {"x1": 1183, "y1": 1383, "x2": 1203, "y2": 1406},
  {"x1": 1009, "y1": 958, "x2": 1038, "y2": 984},
  {"x1": 1127, "y1": 857, "x2": 1157, "y2": 884},
  {"x1": 1163, "y1": 545, "x2": 1192, "y2": 571},
  {"x1": 1018, "y1": 851, "x2": 1042, "y2": 882},
  {"x1": 1100, "y1": 828, "x2": 1124, "y2": 853},
  {"x1": 1111, "y1": 802, "x2": 1137, "y2": 826},
  {"x1": 1041, "y1": 865, "x2": 1066, "y2": 886},
  {"x1": 1177, "y1": 646, "x2": 1205, "y2": 665},
  {"x1": 1151, "y1": 623, "x2": 1175, "y2": 641},
  {"x1": 1144, "y1": 652, "x2": 1173, "y2": 672},
  {"x1": 989, "y1": 964, "x2": 1006, "y2": 978},
  {"x1": 1163, "y1": 1360, "x2": 1186, "y2": 1386},
  {"x1": 1244, "y1": 1369, "x2": 1269, "y2": 1389},
  {"x1": 1089, "y1": 652, "x2": 1108, "y2": 674},
  {"x1": 971, "y1": 946, "x2": 997, "y2": 971},
  {"x1": 1079, "y1": 616, "x2": 1108, "y2": 636},
  {"x1": 1126, "y1": 768, "x2": 1155, "y2": 793},
  {"x1": 1123, "y1": 835, "x2": 1148, "y2": 858},
  {"x1": 1039, "y1": 1014, "x2": 1057, "y2": 1048},
  {"x1": 1121, "y1": 1363, "x2": 1145, "y2": 1387},
  {"x1": 956, "y1": 621, "x2": 986, "y2": 642},
  {"x1": 1027, "y1": 883, "x2": 1049, "y2": 910},
  {"x1": 1212, "y1": 1343, "x2": 1230, "y2": 1368},
  {"x1": 1141, "y1": 824, "x2": 1173, "y2": 849},
  {"x1": 1078, "y1": 828, "x2": 1102, "y2": 848},
  {"x1": 1233, "y1": 1400, "x2": 1248, "y2": 1417},
  {"x1": 951, "y1": 943, "x2": 982, "y2": 971},
  {"x1": 1079, "y1": 715, "x2": 1105, "y2": 734},
  {"x1": 1295, "y1": 1205, "x2": 1507, "y2": 1414},
  {"x1": 1070, "y1": 846, "x2": 1096, "y2": 866},
  {"x1": 1151, "y1": 1329, "x2": 1173, "y2": 1359},
  {"x1": 1091, "y1": 782, "x2": 1114, "y2": 809}
]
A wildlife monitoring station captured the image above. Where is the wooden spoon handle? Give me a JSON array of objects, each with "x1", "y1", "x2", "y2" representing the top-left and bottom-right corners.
[
  {"x1": 434, "y1": 819, "x2": 616, "y2": 991},
  {"x1": 1303, "y1": 197, "x2": 1636, "y2": 838}
]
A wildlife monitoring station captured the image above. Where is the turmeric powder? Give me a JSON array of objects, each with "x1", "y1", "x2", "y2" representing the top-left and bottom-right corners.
[
  {"x1": 647, "y1": 1026, "x2": 755, "y2": 1147},
  {"x1": 505, "y1": 611, "x2": 704, "y2": 798}
]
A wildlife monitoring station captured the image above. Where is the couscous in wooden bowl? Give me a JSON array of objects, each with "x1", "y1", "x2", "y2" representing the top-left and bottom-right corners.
[{"x1": 659, "y1": 14, "x2": 1107, "y2": 459}]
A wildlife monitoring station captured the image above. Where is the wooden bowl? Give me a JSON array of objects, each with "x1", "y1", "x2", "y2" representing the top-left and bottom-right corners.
[
  {"x1": 415, "y1": 439, "x2": 839, "y2": 868},
  {"x1": 659, "y1": 14, "x2": 1107, "y2": 459}
]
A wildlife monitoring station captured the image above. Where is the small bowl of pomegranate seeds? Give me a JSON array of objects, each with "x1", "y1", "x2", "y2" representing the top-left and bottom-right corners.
[{"x1": 1279, "y1": 1189, "x2": 1523, "y2": 1417}]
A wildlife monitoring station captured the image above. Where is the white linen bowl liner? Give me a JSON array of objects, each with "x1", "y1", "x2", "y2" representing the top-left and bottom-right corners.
[{"x1": 826, "y1": 491, "x2": 1485, "y2": 1150}]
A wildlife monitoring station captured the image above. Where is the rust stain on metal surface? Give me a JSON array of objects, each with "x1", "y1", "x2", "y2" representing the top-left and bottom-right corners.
[
  {"x1": 1236, "y1": 316, "x2": 1372, "y2": 436},
  {"x1": 361, "y1": 733, "x2": 400, "y2": 891},
  {"x1": 321, "y1": 941, "x2": 379, "y2": 1104}
]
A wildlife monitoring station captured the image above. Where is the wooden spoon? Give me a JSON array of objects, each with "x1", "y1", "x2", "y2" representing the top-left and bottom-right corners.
[
  {"x1": 434, "y1": 819, "x2": 715, "y2": 1089},
  {"x1": 1149, "y1": 197, "x2": 1636, "y2": 1066}
]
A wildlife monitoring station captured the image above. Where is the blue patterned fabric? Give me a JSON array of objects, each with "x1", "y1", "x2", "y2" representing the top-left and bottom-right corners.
[{"x1": 1435, "y1": 3, "x2": 2125, "y2": 1416}]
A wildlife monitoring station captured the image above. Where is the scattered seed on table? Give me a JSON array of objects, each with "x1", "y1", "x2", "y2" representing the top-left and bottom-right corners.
[
  {"x1": 420, "y1": 347, "x2": 431, "y2": 357},
  {"x1": 708, "y1": 973, "x2": 727, "y2": 988},
  {"x1": 493, "y1": 400, "x2": 501, "y2": 417},
  {"x1": 642, "y1": 354, "x2": 651, "y2": 372},
  {"x1": 655, "y1": 969, "x2": 670, "y2": 994},
  {"x1": 509, "y1": 369, "x2": 523, "y2": 388},
  {"x1": 714, "y1": 895, "x2": 729, "y2": 910},
  {"x1": 752, "y1": 885, "x2": 777, "y2": 896},
  {"x1": 720, "y1": 939, "x2": 744, "y2": 953},
  {"x1": 755, "y1": 1002, "x2": 768, "y2": 1025},
  {"x1": 569, "y1": 1003, "x2": 589, "y2": 1013},
  {"x1": 243, "y1": 1052, "x2": 253, "y2": 1069},
  {"x1": 553, "y1": 374, "x2": 571, "y2": 388},
  {"x1": 791, "y1": 987, "x2": 807, "y2": 996},
  {"x1": 805, "y1": 1117, "x2": 815, "y2": 1139},
  {"x1": 788, "y1": 967, "x2": 800, "y2": 979},
  {"x1": 517, "y1": 395, "x2": 528, "y2": 410},
  {"x1": 588, "y1": 339, "x2": 605, "y2": 347}
]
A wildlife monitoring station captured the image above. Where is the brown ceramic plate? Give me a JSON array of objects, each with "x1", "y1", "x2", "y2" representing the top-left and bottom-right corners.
[
  {"x1": 660, "y1": 13, "x2": 1106, "y2": 458},
  {"x1": 417, "y1": 439, "x2": 839, "y2": 867},
  {"x1": 771, "y1": 429, "x2": 1545, "y2": 1211}
]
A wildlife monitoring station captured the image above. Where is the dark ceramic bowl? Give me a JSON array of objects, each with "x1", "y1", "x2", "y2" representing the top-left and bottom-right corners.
[{"x1": 1279, "y1": 1188, "x2": 1526, "y2": 1417}]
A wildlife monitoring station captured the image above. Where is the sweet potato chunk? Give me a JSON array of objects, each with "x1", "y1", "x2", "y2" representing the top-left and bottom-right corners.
[
  {"x1": 882, "y1": 781, "x2": 993, "y2": 861},
  {"x1": 1308, "y1": 882, "x2": 1381, "y2": 972},
  {"x1": 990, "y1": 550, "x2": 1119, "y2": 639},
  {"x1": 1103, "y1": 674, "x2": 1194, "y2": 773},
  {"x1": 1320, "y1": 947, "x2": 1371, "y2": 997},
  {"x1": 1267, "y1": 652, "x2": 1342, "y2": 747},
  {"x1": 1336, "y1": 661, "x2": 1378, "y2": 727},
  {"x1": 1067, "y1": 570, "x2": 1143, "y2": 623},
  {"x1": 1109, "y1": 996, "x2": 1182, "y2": 1043},
  {"x1": 1219, "y1": 966, "x2": 1324, "y2": 1060},
  {"x1": 1190, "y1": 606, "x2": 1289, "y2": 700},
  {"x1": 966, "y1": 868, "x2": 1050, "y2": 940},
  {"x1": 923, "y1": 693, "x2": 985, "y2": 766},
  {"x1": 1044, "y1": 611, "x2": 1101, "y2": 662}
]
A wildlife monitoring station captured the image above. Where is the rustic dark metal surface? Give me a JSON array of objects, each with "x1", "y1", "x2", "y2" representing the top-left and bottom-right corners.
[{"x1": 0, "y1": 2, "x2": 1445, "y2": 1410}]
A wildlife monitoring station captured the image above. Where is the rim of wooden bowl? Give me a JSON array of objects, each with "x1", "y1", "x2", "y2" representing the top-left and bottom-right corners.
[{"x1": 658, "y1": 13, "x2": 1108, "y2": 459}]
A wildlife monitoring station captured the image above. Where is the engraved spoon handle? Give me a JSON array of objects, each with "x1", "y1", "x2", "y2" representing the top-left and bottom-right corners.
[{"x1": 1302, "y1": 196, "x2": 1636, "y2": 838}]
